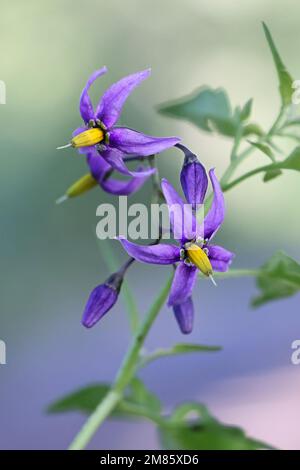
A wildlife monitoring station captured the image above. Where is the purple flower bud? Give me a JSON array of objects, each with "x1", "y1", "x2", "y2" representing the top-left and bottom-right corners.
[
  {"x1": 178, "y1": 144, "x2": 208, "y2": 211},
  {"x1": 173, "y1": 297, "x2": 194, "y2": 334},
  {"x1": 82, "y1": 272, "x2": 123, "y2": 328}
]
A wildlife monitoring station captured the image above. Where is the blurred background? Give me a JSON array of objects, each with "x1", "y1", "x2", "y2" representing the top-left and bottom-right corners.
[{"x1": 1, "y1": 0, "x2": 300, "y2": 449}]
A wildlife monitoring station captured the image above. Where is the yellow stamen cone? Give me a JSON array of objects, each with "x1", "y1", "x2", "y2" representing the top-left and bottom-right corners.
[
  {"x1": 56, "y1": 174, "x2": 98, "y2": 204},
  {"x1": 186, "y1": 243, "x2": 213, "y2": 277},
  {"x1": 67, "y1": 173, "x2": 98, "y2": 197},
  {"x1": 71, "y1": 128, "x2": 104, "y2": 148}
]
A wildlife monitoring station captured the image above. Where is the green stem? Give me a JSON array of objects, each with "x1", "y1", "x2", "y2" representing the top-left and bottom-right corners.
[
  {"x1": 99, "y1": 239, "x2": 139, "y2": 333},
  {"x1": 222, "y1": 163, "x2": 274, "y2": 191},
  {"x1": 68, "y1": 274, "x2": 173, "y2": 450},
  {"x1": 212, "y1": 268, "x2": 260, "y2": 279}
]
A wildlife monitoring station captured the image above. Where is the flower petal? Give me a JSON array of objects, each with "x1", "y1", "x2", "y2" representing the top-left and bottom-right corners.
[
  {"x1": 109, "y1": 127, "x2": 180, "y2": 156},
  {"x1": 79, "y1": 67, "x2": 107, "y2": 123},
  {"x1": 117, "y1": 237, "x2": 180, "y2": 265},
  {"x1": 161, "y1": 178, "x2": 200, "y2": 242},
  {"x1": 86, "y1": 149, "x2": 111, "y2": 180},
  {"x1": 101, "y1": 147, "x2": 156, "y2": 178},
  {"x1": 207, "y1": 244, "x2": 234, "y2": 272},
  {"x1": 173, "y1": 297, "x2": 194, "y2": 334},
  {"x1": 179, "y1": 145, "x2": 208, "y2": 210},
  {"x1": 168, "y1": 262, "x2": 197, "y2": 306},
  {"x1": 82, "y1": 283, "x2": 118, "y2": 328},
  {"x1": 96, "y1": 69, "x2": 151, "y2": 128},
  {"x1": 101, "y1": 166, "x2": 153, "y2": 195},
  {"x1": 203, "y1": 169, "x2": 225, "y2": 240}
]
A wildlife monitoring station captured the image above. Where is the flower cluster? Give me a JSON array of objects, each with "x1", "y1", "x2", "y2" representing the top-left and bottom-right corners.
[
  {"x1": 59, "y1": 68, "x2": 234, "y2": 334},
  {"x1": 58, "y1": 68, "x2": 180, "y2": 198}
]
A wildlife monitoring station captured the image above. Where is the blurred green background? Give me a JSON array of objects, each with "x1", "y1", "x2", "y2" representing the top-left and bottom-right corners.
[{"x1": 1, "y1": 0, "x2": 300, "y2": 449}]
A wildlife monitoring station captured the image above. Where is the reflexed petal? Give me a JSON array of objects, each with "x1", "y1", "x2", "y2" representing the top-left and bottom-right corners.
[
  {"x1": 203, "y1": 169, "x2": 225, "y2": 240},
  {"x1": 207, "y1": 244, "x2": 234, "y2": 272},
  {"x1": 168, "y1": 262, "x2": 197, "y2": 306},
  {"x1": 101, "y1": 147, "x2": 156, "y2": 178},
  {"x1": 86, "y1": 149, "x2": 111, "y2": 180},
  {"x1": 109, "y1": 127, "x2": 180, "y2": 156},
  {"x1": 79, "y1": 67, "x2": 107, "y2": 123},
  {"x1": 173, "y1": 297, "x2": 194, "y2": 334},
  {"x1": 101, "y1": 167, "x2": 152, "y2": 195},
  {"x1": 96, "y1": 69, "x2": 151, "y2": 128},
  {"x1": 179, "y1": 146, "x2": 208, "y2": 210},
  {"x1": 161, "y1": 178, "x2": 201, "y2": 242},
  {"x1": 82, "y1": 283, "x2": 118, "y2": 328},
  {"x1": 117, "y1": 237, "x2": 180, "y2": 265}
]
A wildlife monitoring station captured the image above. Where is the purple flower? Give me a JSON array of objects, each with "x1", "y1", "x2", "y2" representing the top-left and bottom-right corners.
[
  {"x1": 58, "y1": 67, "x2": 180, "y2": 195},
  {"x1": 82, "y1": 271, "x2": 123, "y2": 328},
  {"x1": 117, "y1": 155, "x2": 234, "y2": 334}
]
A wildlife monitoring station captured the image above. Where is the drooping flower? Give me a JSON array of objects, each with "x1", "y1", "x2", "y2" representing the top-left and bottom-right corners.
[
  {"x1": 117, "y1": 150, "x2": 234, "y2": 334},
  {"x1": 57, "y1": 67, "x2": 180, "y2": 196}
]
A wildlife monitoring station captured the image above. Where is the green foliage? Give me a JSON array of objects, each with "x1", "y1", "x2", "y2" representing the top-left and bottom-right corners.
[
  {"x1": 159, "y1": 403, "x2": 272, "y2": 450},
  {"x1": 49, "y1": 379, "x2": 272, "y2": 450},
  {"x1": 263, "y1": 146, "x2": 300, "y2": 181},
  {"x1": 253, "y1": 251, "x2": 300, "y2": 307},
  {"x1": 248, "y1": 140, "x2": 275, "y2": 161},
  {"x1": 158, "y1": 87, "x2": 260, "y2": 138},
  {"x1": 47, "y1": 378, "x2": 161, "y2": 418},
  {"x1": 47, "y1": 384, "x2": 111, "y2": 415},
  {"x1": 262, "y1": 22, "x2": 293, "y2": 107},
  {"x1": 279, "y1": 146, "x2": 300, "y2": 171},
  {"x1": 141, "y1": 343, "x2": 221, "y2": 367}
]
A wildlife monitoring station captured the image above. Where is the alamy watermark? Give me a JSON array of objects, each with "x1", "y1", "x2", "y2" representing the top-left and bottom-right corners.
[
  {"x1": 95, "y1": 197, "x2": 205, "y2": 240},
  {"x1": 0, "y1": 340, "x2": 6, "y2": 365},
  {"x1": 0, "y1": 80, "x2": 6, "y2": 104},
  {"x1": 291, "y1": 340, "x2": 300, "y2": 365}
]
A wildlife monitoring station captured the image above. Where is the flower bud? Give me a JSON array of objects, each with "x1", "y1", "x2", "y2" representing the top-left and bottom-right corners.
[
  {"x1": 82, "y1": 272, "x2": 123, "y2": 328},
  {"x1": 173, "y1": 297, "x2": 194, "y2": 334},
  {"x1": 178, "y1": 144, "x2": 208, "y2": 211}
]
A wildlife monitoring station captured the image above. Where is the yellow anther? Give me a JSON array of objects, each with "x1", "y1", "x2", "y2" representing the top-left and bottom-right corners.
[
  {"x1": 186, "y1": 243, "x2": 213, "y2": 277},
  {"x1": 71, "y1": 128, "x2": 104, "y2": 148}
]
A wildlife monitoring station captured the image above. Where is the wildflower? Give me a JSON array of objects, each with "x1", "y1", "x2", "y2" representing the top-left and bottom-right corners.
[
  {"x1": 57, "y1": 67, "x2": 180, "y2": 195},
  {"x1": 82, "y1": 259, "x2": 133, "y2": 328},
  {"x1": 117, "y1": 152, "x2": 234, "y2": 333}
]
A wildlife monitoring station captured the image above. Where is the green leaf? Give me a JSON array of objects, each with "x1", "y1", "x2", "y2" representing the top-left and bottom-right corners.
[
  {"x1": 263, "y1": 168, "x2": 282, "y2": 182},
  {"x1": 247, "y1": 140, "x2": 275, "y2": 161},
  {"x1": 262, "y1": 22, "x2": 293, "y2": 106},
  {"x1": 242, "y1": 123, "x2": 264, "y2": 137},
  {"x1": 280, "y1": 146, "x2": 300, "y2": 171},
  {"x1": 47, "y1": 378, "x2": 161, "y2": 419},
  {"x1": 47, "y1": 384, "x2": 111, "y2": 415},
  {"x1": 170, "y1": 343, "x2": 221, "y2": 354},
  {"x1": 158, "y1": 87, "x2": 261, "y2": 139},
  {"x1": 140, "y1": 343, "x2": 221, "y2": 367},
  {"x1": 159, "y1": 403, "x2": 272, "y2": 450},
  {"x1": 252, "y1": 251, "x2": 300, "y2": 307},
  {"x1": 240, "y1": 99, "x2": 253, "y2": 121},
  {"x1": 158, "y1": 87, "x2": 233, "y2": 133}
]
